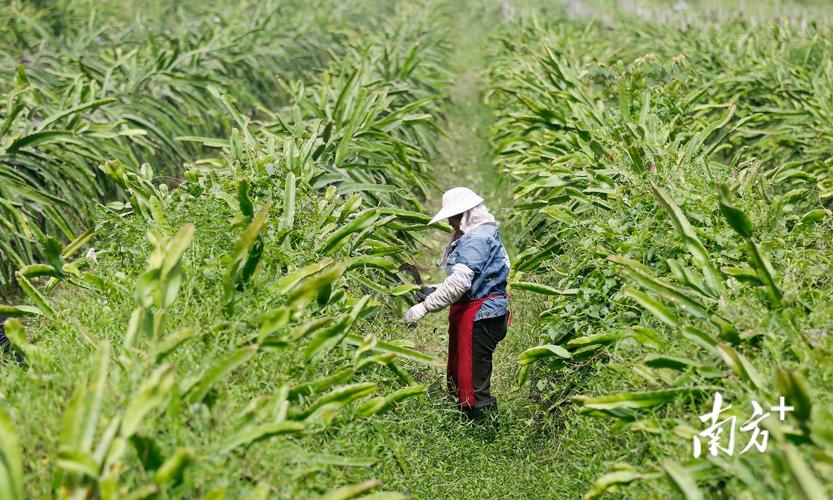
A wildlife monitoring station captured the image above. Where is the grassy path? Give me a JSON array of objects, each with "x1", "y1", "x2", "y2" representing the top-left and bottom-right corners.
[
  {"x1": 328, "y1": 5, "x2": 630, "y2": 497},
  {"x1": 418, "y1": 1, "x2": 540, "y2": 421},
  {"x1": 309, "y1": 5, "x2": 582, "y2": 498}
]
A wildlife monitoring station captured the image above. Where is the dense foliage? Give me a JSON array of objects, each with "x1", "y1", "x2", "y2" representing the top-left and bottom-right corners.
[
  {"x1": 2, "y1": 0, "x2": 832, "y2": 498},
  {"x1": 490, "y1": 2, "x2": 833, "y2": 497},
  {"x1": 1, "y1": 0, "x2": 452, "y2": 497},
  {"x1": 0, "y1": 0, "x2": 376, "y2": 294}
]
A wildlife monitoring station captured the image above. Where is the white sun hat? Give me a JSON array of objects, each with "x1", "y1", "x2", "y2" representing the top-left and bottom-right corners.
[{"x1": 428, "y1": 187, "x2": 484, "y2": 225}]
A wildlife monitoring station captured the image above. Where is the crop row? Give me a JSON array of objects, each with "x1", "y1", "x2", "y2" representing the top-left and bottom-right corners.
[
  {"x1": 489, "y1": 5, "x2": 833, "y2": 498},
  {"x1": 0, "y1": 0, "x2": 388, "y2": 294},
  {"x1": 0, "y1": 0, "x2": 451, "y2": 497}
]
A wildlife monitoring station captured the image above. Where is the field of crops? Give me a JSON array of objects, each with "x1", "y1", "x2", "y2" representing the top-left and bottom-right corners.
[{"x1": 2, "y1": 0, "x2": 832, "y2": 498}]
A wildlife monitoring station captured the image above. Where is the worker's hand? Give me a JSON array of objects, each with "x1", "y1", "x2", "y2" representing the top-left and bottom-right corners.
[
  {"x1": 415, "y1": 286, "x2": 437, "y2": 302},
  {"x1": 403, "y1": 302, "x2": 428, "y2": 326}
]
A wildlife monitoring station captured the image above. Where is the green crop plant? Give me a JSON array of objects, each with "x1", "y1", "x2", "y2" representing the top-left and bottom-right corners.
[
  {"x1": 489, "y1": 2, "x2": 833, "y2": 497},
  {"x1": 0, "y1": 0, "x2": 451, "y2": 496},
  {"x1": 0, "y1": 0, "x2": 393, "y2": 294}
]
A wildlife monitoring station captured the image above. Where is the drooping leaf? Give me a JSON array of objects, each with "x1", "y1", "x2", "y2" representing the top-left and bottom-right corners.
[
  {"x1": 186, "y1": 346, "x2": 258, "y2": 404},
  {"x1": 389, "y1": 284, "x2": 421, "y2": 296},
  {"x1": 718, "y1": 183, "x2": 754, "y2": 238},
  {"x1": 220, "y1": 422, "x2": 306, "y2": 454},
  {"x1": 317, "y1": 209, "x2": 379, "y2": 255},
  {"x1": 573, "y1": 388, "x2": 703, "y2": 418},
  {"x1": 154, "y1": 448, "x2": 193, "y2": 487},
  {"x1": 775, "y1": 369, "x2": 812, "y2": 423},
  {"x1": 518, "y1": 344, "x2": 572, "y2": 365},
  {"x1": 14, "y1": 272, "x2": 55, "y2": 318},
  {"x1": 0, "y1": 304, "x2": 43, "y2": 318},
  {"x1": 716, "y1": 344, "x2": 764, "y2": 390},
  {"x1": 238, "y1": 180, "x2": 253, "y2": 218},
  {"x1": 661, "y1": 460, "x2": 703, "y2": 500},
  {"x1": 510, "y1": 281, "x2": 578, "y2": 296},
  {"x1": 622, "y1": 286, "x2": 681, "y2": 328}
]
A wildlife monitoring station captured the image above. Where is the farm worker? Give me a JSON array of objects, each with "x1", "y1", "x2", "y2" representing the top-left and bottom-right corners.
[{"x1": 403, "y1": 187, "x2": 511, "y2": 421}]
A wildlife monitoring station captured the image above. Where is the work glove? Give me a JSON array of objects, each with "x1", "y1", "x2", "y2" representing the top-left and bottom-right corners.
[
  {"x1": 403, "y1": 302, "x2": 428, "y2": 326},
  {"x1": 415, "y1": 286, "x2": 437, "y2": 302}
]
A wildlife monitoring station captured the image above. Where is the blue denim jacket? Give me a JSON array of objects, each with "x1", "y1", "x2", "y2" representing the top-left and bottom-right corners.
[{"x1": 444, "y1": 224, "x2": 510, "y2": 321}]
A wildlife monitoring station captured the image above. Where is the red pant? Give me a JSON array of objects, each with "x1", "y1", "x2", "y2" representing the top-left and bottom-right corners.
[{"x1": 447, "y1": 294, "x2": 509, "y2": 409}]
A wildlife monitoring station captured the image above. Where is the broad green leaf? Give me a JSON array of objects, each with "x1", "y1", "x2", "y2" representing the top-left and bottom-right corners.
[
  {"x1": 801, "y1": 209, "x2": 828, "y2": 224},
  {"x1": 681, "y1": 326, "x2": 718, "y2": 351},
  {"x1": 356, "y1": 385, "x2": 426, "y2": 416},
  {"x1": 56, "y1": 448, "x2": 99, "y2": 478},
  {"x1": 186, "y1": 346, "x2": 258, "y2": 404},
  {"x1": 15, "y1": 272, "x2": 55, "y2": 318},
  {"x1": 747, "y1": 240, "x2": 782, "y2": 307},
  {"x1": 661, "y1": 460, "x2": 703, "y2": 500},
  {"x1": 160, "y1": 224, "x2": 195, "y2": 307},
  {"x1": 622, "y1": 286, "x2": 681, "y2": 328},
  {"x1": 289, "y1": 368, "x2": 355, "y2": 400},
  {"x1": 338, "y1": 194, "x2": 363, "y2": 222},
  {"x1": 343, "y1": 334, "x2": 432, "y2": 364},
  {"x1": 321, "y1": 479, "x2": 382, "y2": 500},
  {"x1": 38, "y1": 98, "x2": 117, "y2": 131},
  {"x1": 565, "y1": 332, "x2": 624, "y2": 349},
  {"x1": 584, "y1": 466, "x2": 646, "y2": 499},
  {"x1": 129, "y1": 435, "x2": 164, "y2": 473},
  {"x1": 153, "y1": 328, "x2": 198, "y2": 364},
  {"x1": 238, "y1": 180, "x2": 253, "y2": 218},
  {"x1": 6, "y1": 130, "x2": 73, "y2": 153},
  {"x1": 122, "y1": 364, "x2": 176, "y2": 438},
  {"x1": 220, "y1": 422, "x2": 306, "y2": 454},
  {"x1": 347, "y1": 255, "x2": 398, "y2": 272},
  {"x1": 286, "y1": 264, "x2": 346, "y2": 310},
  {"x1": 718, "y1": 184, "x2": 753, "y2": 238},
  {"x1": 296, "y1": 383, "x2": 377, "y2": 422},
  {"x1": 644, "y1": 354, "x2": 701, "y2": 371},
  {"x1": 18, "y1": 264, "x2": 59, "y2": 279},
  {"x1": 389, "y1": 284, "x2": 421, "y2": 296},
  {"x1": 574, "y1": 388, "x2": 703, "y2": 418},
  {"x1": 518, "y1": 344, "x2": 571, "y2": 365},
  {"x1": 275, "y1": 258, "x2": 335, "y2": 294},
  {"x1": 610, "y1": 256, "x2": 712, "y2": 321},
  {"x1": 0, "y1": 304, "x2": 42, "y2": 317},
  {"x1": 377, "y1": 208, "x2": 433, "y2": 224},
  {"x1": 511, "y1": 281, "x2": 578, "y2": 296},
  {"x1": 651, "y1": 183, "x2": 721, "y2": 296},
  {"x1": 223, "y1": 205, "x2": 269, "y2": 304},
  {"x1": 318, "y1": 209, "x2": 379, "y2": 255},
  {"x1": 154, "y1": 449, "x2": 193, "y2": 487},
  {"x1": 775, "y1": 369, "x2": 812, "y2": 423},
  {"x1": 41, "y1": 237, "x2": 64, "y2": 272},
  {"x1": 716, "y1": 344, "x2": 764, "y2": 390},
  {"x1": 720, "y1": 266, "x2": 762, "y2": 285},
  {"x1": 290, "y1": 316, "x2": 333, "y2": 341},
  {"x1": 305, "y1": 296, "x2": 370, "y2": 359}
]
